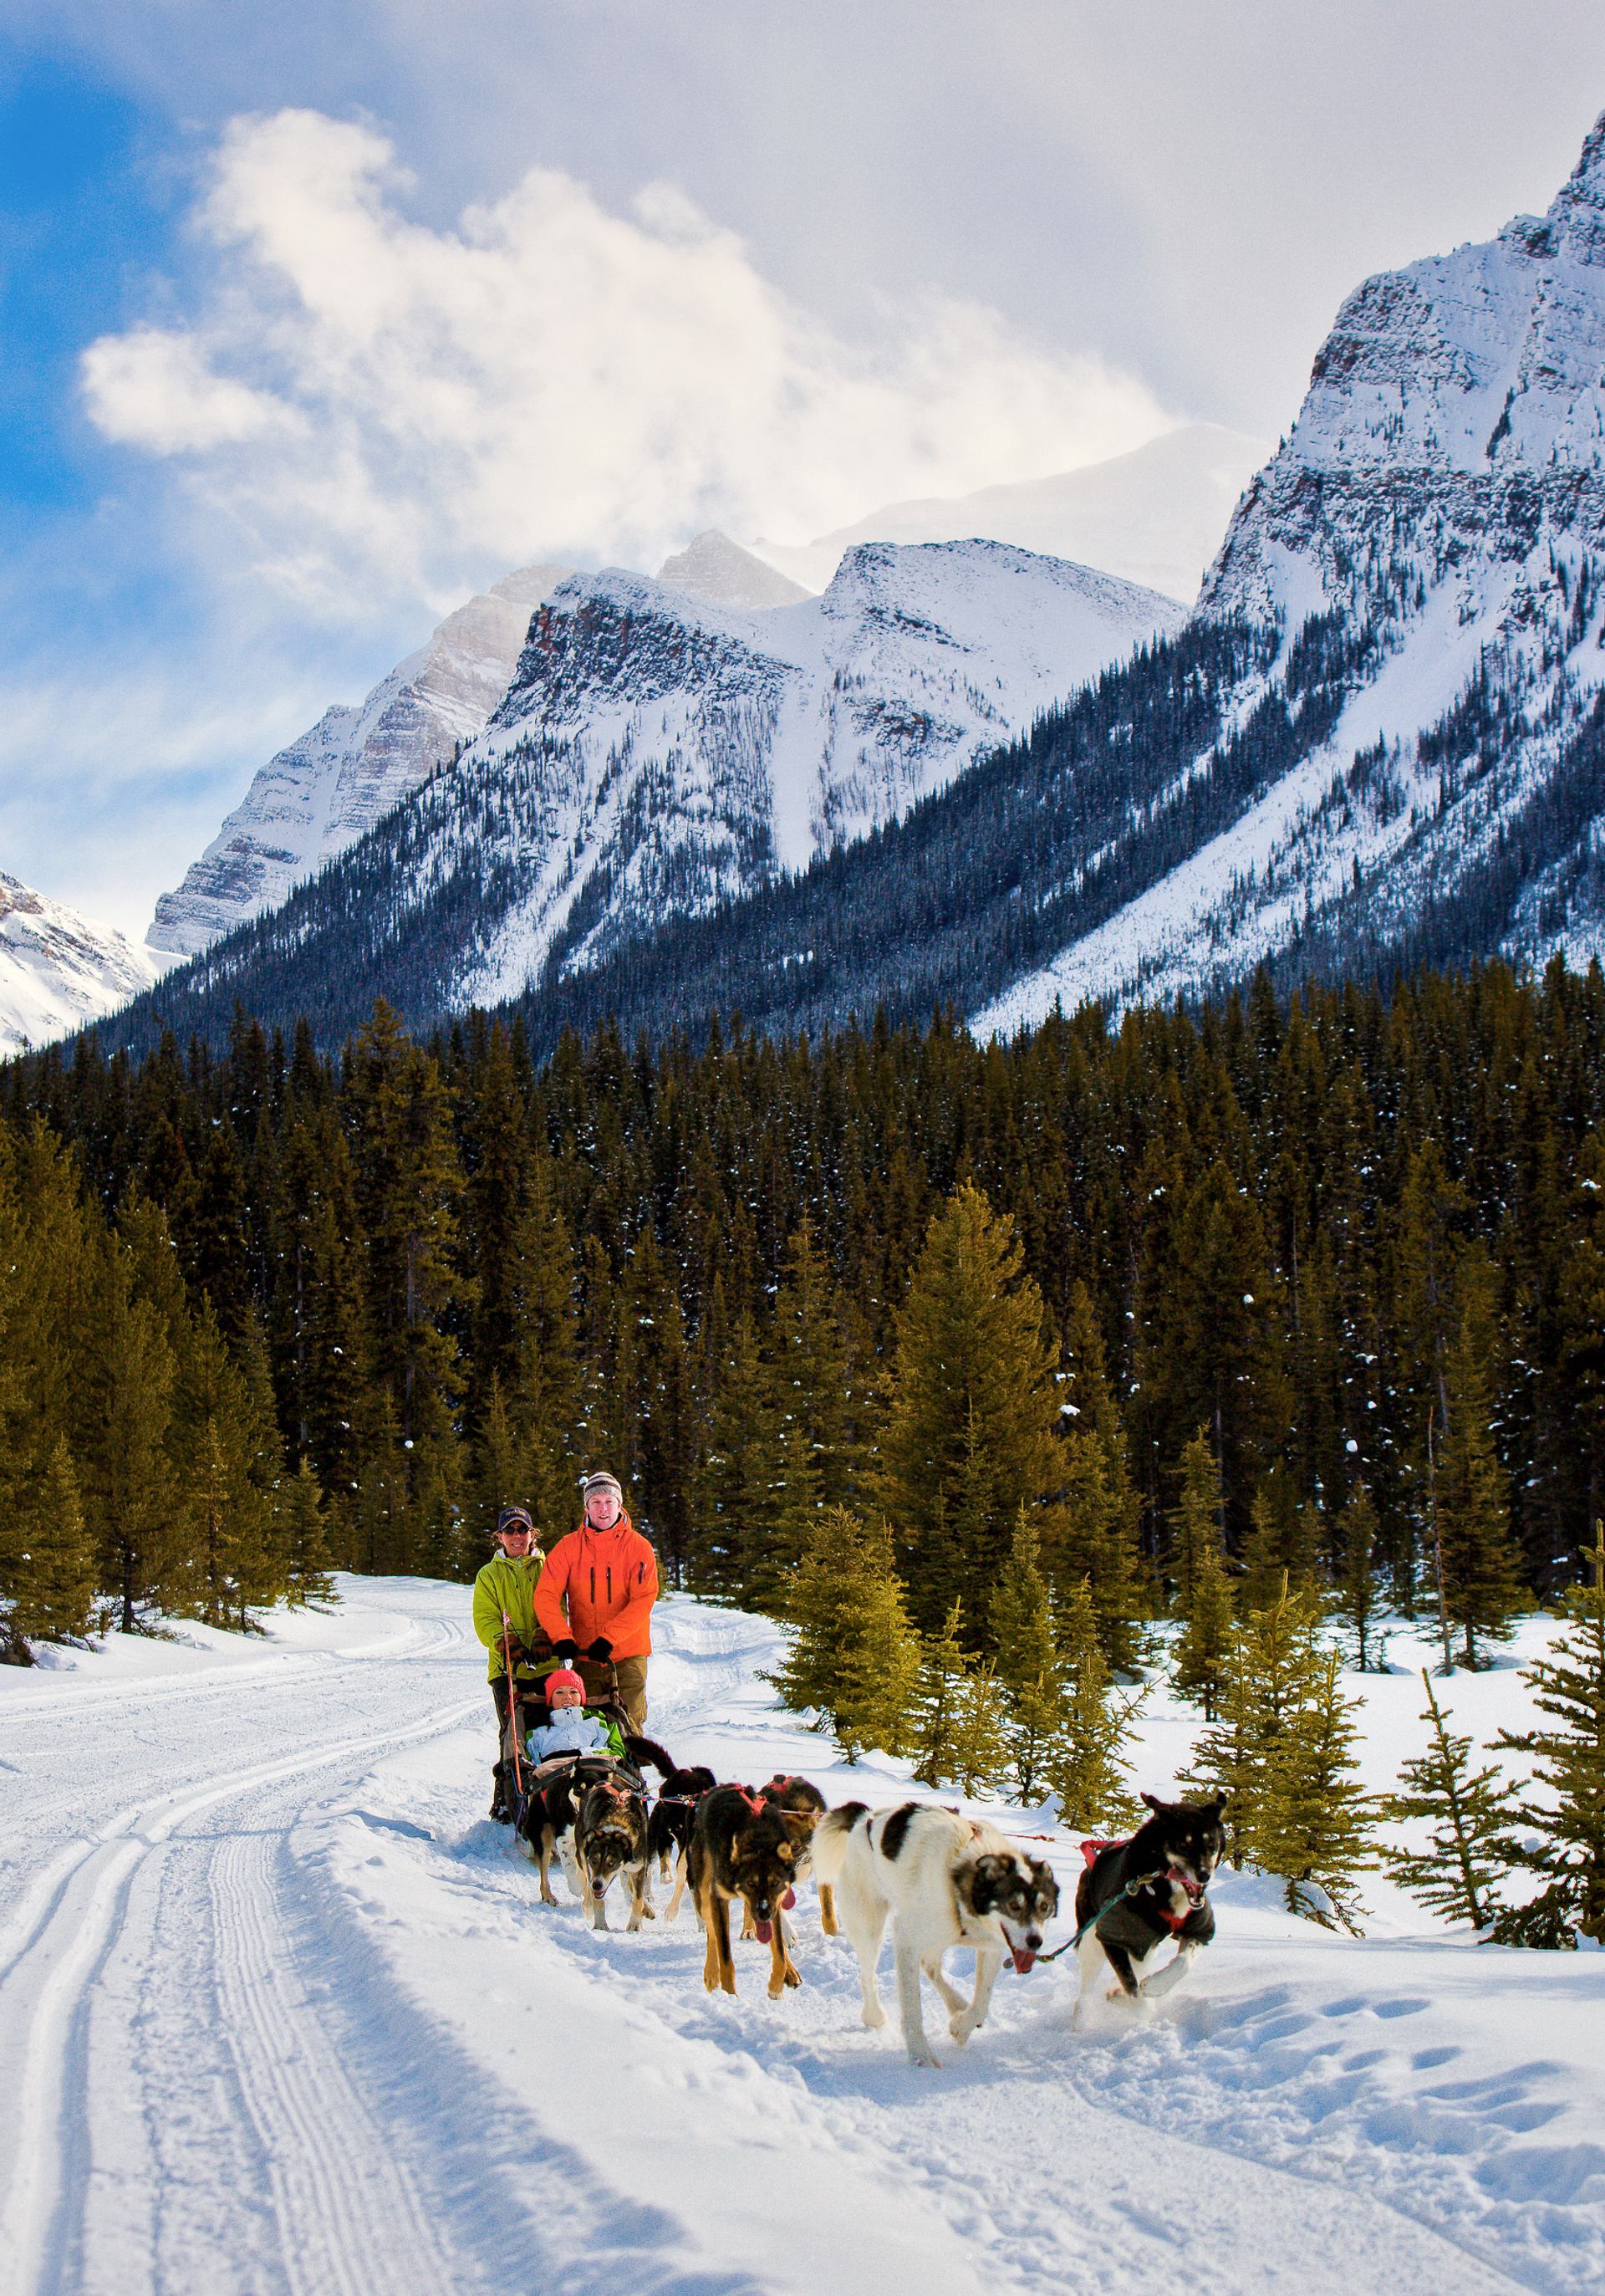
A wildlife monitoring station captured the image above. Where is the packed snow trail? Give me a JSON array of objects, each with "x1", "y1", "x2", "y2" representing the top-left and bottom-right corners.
[{"x1": 3, "y1": 1583, "x2": 1602, "y2": 2295}]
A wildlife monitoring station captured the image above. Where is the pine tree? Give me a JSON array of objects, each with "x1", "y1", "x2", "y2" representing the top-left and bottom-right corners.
[
  {"x1": 876, "y1": 1182, "x2": 1067, "y2": 1634},
  {"x1": 1385, "y1": 1670, "x2": 1507, "y2": 1930},
  {"x1": 1335, "y1": 1483, "x2": 1383, "y2": 1671},
  {"x1": 1168, "y1": 1430, "x2": 1221, "y2": 1612},
  {"x1": 1184, "y1": 1574, "x2": 1327, "y2": 1872},
  {"x1": 1254, "y1": 1645, "x2": 1376, "y2": 1931},
  {"x1": 913, "y1": 1599, "x2": 974, "y2": 1787},
  {"x1": 5, "y1": 1439, "x2": 99, "y2": 1646},
  {"x1": 278, "y1": 1458, "x2": 336, "y2": 1605},
  {"x1": 79, "y1": 1247, "x2": 180, "y2": 1630},
  {"x1": 946, "y1": 1661, "x2": 1011, "y2": 1797},
  {"x1": 1057, "y1": 1282, "x2": 1149, "y2": 1666},
  {"x1": 1491, "y1": 1524, "x2": 1605, "y2": 1946},
  {"x1": 1046, "y1": 1574, "x2": 1141, "y2": 1830},
  {"x1": 989, "y1": 1510, "x2": 1067, "y2": 1801},
  {"x1": 772, "y1": 1505, "x2": 885, "y2": 1721},
  {"x1": 1174, "y1": 1507, "x2": 1235, "y2": 1720},
  {"x1": 833, "y1": 1574, "x2": 924, "y2": 1763},
  {"x1": 1435, "y1": 1254, "x2": 1527, "y2": 1666}
]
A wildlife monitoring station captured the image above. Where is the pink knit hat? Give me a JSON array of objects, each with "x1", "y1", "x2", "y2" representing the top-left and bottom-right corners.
[{"x1": 543, "y1": 1667, "x2": 585, "y2": 1704}]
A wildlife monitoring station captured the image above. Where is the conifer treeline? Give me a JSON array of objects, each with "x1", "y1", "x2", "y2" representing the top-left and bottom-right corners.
[{"x1": 5, "y1": 957, "x2": 1605, "y2": 1647}]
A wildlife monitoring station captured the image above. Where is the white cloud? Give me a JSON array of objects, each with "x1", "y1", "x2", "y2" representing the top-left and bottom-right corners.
[
  {"x1": 81, "y1": 328, "x2": 298, "y2": 454},
  {"x1": 79, "y1": 107, "x2": 1173, "y2": 614}
]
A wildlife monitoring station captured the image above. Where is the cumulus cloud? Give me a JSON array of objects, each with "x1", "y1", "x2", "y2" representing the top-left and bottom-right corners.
[{"x1": 80, "y1": 108, "x2": 1173, "y2": 612}]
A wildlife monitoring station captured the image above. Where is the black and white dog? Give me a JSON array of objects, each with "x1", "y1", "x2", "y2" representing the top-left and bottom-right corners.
[
  {"x1": 813, "y1": 1801, "x2": 1058, "y2": 2068},
  {"x1": 1073, "y1": 1790, "x2": 1227, "y2": 2019}
]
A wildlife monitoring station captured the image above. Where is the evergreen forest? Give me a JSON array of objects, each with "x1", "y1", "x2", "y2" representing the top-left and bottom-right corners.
[{"x1": 6, "y1": 955, "x2": 1605, "y2": 1661}]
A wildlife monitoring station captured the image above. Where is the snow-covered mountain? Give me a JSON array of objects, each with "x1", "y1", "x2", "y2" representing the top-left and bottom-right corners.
[
  {"x1": 451, "y1": 540, "x2": 1182, "y2": 1007},
  {"x1": 656, "y1": 531, "x2": 809, "y2": 609},
  {"x1": 119, "y1": 540, "x2": 1180, "y2": 1045},
  {"x1": 976, "y1": 109, "x2": 1605, "y2": 1032},
  {"x1": 749, "y1": 425, "x2": 1268, "y2": 604},
  {"x1": 0, "y1": 871, "x2": 156, "y2": 1054},
  {"x1": 148, "y1": 564, "x2": 574, "y2": 957}
]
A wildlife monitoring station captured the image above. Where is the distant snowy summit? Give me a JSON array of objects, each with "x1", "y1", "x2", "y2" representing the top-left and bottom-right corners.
[
  {"x1": 148, "y1": 563, "x2": 576, "y2": 957},
  {"x1": 657, "y1": 530, "x2": 809, "y2": 609},
  {"x1": 128, "y1": 537, "x2": 1182, "y2": 1043},
  {"x1": 750, "y1": 425, "x2": 1269, "y2": 605},
  {"x1": 449, "y1": 538, "x2": 1185, "y2": 1007},
  {"x1": 0, "y1": 872, "x2": 155, "y2": 1054},
  {"x1": 978, "y1": 105, "x2": 1605, "y2": 1032}
]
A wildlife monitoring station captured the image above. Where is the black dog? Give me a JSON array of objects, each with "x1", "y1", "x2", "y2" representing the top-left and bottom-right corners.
[
  {"x1": 647, "y1": 1765, "x2": 719, "y2": 1920},
  {"x1": 689, "y1": 1784, "x2": 810, "y2": 1999},
  {"x1": 1073, "y1": 1791, "x2": 1227, "y2": 2018}
]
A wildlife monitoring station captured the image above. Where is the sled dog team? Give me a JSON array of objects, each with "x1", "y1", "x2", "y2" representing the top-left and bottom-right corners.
[
  {"x1": 508, "y1": 1722, "x2": 1226, "y2": 2067},
  {"x1": 475, "y1": 1483, "x2": 1227, "y2": 2065}
]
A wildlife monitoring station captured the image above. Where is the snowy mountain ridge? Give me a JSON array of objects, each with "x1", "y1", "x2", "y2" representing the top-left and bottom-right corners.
[
  {"x1": 0, "y1": 871, "x2": 155, "y2": 1054},
  {"x1": 447, "y1": 539, "x2": 1183, "y2": 1007},
  {"x1": 976, "y1": 108, "x2": 1605, "y2": 1032},
  {"x1": 148, "y1": 562, "x2": 575, "y2": 957}
]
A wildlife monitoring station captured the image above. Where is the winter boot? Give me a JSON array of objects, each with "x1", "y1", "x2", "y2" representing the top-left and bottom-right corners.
[{"x1": 489, "y1": 1760, "x2": 513, "y2": 1824}]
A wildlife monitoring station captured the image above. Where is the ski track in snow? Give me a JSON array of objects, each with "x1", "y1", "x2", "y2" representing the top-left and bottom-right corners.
[{"x1": 2, "y1": 1584, "x2": 1602, "y2": 2295}]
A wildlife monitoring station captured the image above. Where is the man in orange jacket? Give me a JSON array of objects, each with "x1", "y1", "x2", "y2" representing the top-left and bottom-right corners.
[{"x1": 534, "y1": 1469, "x2": 659, "y2": 1730}]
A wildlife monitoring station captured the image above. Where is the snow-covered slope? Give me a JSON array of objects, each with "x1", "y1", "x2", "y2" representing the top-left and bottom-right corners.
[
  {"x1": 451, "y1": 539, "x2": 1182, "y2": 1006},
  {"x1": 751, "y1": 425, "x2": 1269, "y2": 603},
  {"x1": 148, "y1": 564, "x2": 573, "y2": 957},
  {"x1": 3, "y1": 1578, "x2": 1601, "y2": 2296},
  {"x1": 657, "y1": 529, "x2": 809, "y2": 608},
  {"x1": 977, "y1": 110, "x2": 1605, "y2": 1033},
  {"x1": 0, "y1": 871, "x2": 155, "y2": 1054}
]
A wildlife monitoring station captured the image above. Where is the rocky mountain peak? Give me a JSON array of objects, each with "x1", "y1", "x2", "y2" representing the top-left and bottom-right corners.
[
  {"x1": 656, "y1": 530, "x2": 808, "y2": 609},
  {"x1": 1, "y1": 870, "x2": 155, "y2": 1053}
]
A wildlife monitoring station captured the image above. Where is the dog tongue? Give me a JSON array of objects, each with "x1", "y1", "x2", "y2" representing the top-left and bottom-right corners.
[
  {"x1": 782, "y1": 1887, "x2": 796, "y2": 1910},
  {"x1": 754, "y1": 1918, "x2": 774, "y2": 1944},
  {"x1": 1011, "y1": 1946, "x2": 1037, "y2": 1975}
]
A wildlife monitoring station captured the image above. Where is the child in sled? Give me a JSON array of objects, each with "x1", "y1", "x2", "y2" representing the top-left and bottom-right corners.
[{"x1": 524, "y1": 1666, "x2": 628, "y2": 1766}]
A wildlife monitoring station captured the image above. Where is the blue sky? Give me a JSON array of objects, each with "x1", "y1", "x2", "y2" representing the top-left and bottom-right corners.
[{"x1": 6, "y1": 2, "x2": 1605, "y2": 938}]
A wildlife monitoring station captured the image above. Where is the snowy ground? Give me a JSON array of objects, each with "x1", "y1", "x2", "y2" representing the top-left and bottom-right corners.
[{"x1": 2, "y1": 1583, "x2": 1602, "y2": 2296}]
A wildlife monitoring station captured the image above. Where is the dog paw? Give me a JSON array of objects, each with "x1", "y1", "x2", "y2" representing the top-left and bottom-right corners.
[
  {"x1": 861, "y1": 2005, "x2": 888, "y2": 2031},
  {"x1": 949, "y1": 2013, "x2": 979, "y2": 2045},
  {"x1": 906, "y1": 2046, "x2": 942, "y2": 2070}
]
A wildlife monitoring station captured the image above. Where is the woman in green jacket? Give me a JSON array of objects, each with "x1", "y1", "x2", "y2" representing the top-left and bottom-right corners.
[{"x1": 473, "y1": 1504, "x2": 548, "y2": 1821}]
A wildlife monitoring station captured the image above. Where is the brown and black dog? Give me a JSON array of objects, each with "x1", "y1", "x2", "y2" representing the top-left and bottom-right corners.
[
  {"x1": 689, "y1": 1784, "x2": 811, "y2": 1998},
  {"x1": 737, "y1": 1774, "x2": 838, "y2": 1940},
  {"x1": 574, "y1": 1770, "x2": 654, "y2": 1932}
]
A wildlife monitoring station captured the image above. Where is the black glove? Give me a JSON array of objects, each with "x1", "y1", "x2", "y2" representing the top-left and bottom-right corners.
[
  {"x1": 586, "y1": 1636, "x2": 614, "y2": 1663},
  {"x1": 554, "y1": 1638, "x2": 579, "y2": 1662}
]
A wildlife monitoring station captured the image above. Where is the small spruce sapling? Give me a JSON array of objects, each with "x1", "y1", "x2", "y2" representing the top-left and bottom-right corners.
[
  {"x1": 1253, "y1": 1645, "x2": 1376, "y2": 1932},
  {"x1": 946, "y1": 1661, "x2": 1011, "y2": 1797},
  {"x1": 1174, "y1": 1512, "x2": 1234, "y2": 1721},
  {"x1": 1045, "y1": 1575, "x2": 1142, "y2": 1831},
  {"x1": 913, "y1": 1600, "x2": 973, "y2": 1787},
  {"x1": 991, "y1": 1510, "x2": 1067, "y2": 1801},
  {"x1": 1384, "y1": 1669, "x2": 1507, "y2": 1931},
  {"x1": 1491, "y1": 1524, "x2": 1605, "y2": 1946}
]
